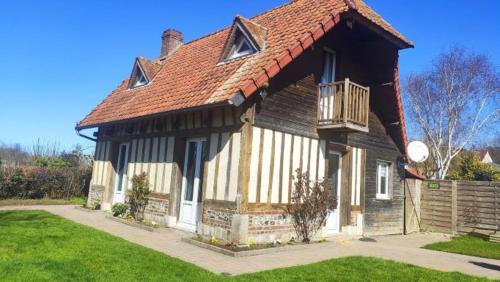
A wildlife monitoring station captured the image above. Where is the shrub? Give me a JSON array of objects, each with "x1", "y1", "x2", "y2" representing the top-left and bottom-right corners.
[
  {"x1": 86, "y1": 198, "x2": 101, "y2": 210},
  {"x1": 0, "y1": 166, "x2": 91, "y2": 200},
  {"x1": 448, "y1": 153, "x2": 500, "y2": 181},
  {"x1": 284, "y1": 170, "x2": 337, "y2": 243},
  {"x1": 112, "y1": 203, "x2": 129, "y2": 217},
  {"x1": 128, "y1": 173, "x2": 150, "y2": 221}
]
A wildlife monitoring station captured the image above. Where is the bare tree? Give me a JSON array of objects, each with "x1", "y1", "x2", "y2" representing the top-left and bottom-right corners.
[
  {"x1": 32, "y1": 138, "x2": 62, "y2": 158},
  {"x1": 405, "y1": 47, "x2": 500, "y2": 179}
]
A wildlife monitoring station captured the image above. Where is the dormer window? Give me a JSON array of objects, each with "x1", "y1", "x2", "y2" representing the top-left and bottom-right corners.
[
  {"x1": 221, "y1": 15, "x2": 267, "y2": 62},
  {"x1": 130, "y1": 63, "x2": 148, "y2": 88},
  {"x1": 227, "y1": 30, "x2": 256, "y2": 59}
]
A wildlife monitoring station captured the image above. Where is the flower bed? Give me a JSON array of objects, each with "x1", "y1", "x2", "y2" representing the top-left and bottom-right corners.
[
  {"x1": 106, "y1": 214, "x2": 159, "y2": 232},
  {"x1": 182, "y1": 236, "x2": 327, "y2": 257}
]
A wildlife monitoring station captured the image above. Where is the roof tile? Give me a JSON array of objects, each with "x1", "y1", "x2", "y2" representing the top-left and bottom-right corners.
[{"x1": 77, "y1": 0, "x2": 410, "y2": 129}]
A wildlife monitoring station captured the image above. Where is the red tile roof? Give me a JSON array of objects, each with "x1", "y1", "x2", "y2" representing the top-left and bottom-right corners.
[{"x1": 77, "y1": 0, "x2": 412, "y2": 148}]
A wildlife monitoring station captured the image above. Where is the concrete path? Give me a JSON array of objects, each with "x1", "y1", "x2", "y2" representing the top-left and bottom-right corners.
[{"x1": 1, "y1": 205, "x2": 499, "y2": 279}]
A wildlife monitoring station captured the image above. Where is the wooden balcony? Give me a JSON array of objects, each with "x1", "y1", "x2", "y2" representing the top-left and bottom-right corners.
[{"x1": 317, "y1": 78, "x2": 370, "y2": 132}]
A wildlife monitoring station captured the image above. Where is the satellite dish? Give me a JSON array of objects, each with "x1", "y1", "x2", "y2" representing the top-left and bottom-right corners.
[{"x1": 407, "y1": 141, "x2": 429, "y2": 163}]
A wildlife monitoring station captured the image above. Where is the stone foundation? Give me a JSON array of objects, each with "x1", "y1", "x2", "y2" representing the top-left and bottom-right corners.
[
  {"x1": 88, "y1": 185, "x2": 104, "y2": 207},
  {"x1": 247, "y1": 211, "x2": 294, "y2": 243},
  {"x1": 201, "y1": 205, "x2": 237, "y2": 242},
  {"x1": 143, "y1": 194, "x2": 170, "y2": 226}
]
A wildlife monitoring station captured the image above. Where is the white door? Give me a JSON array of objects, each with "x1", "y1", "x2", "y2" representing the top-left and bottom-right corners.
[
  {"x1": 178, "y1": 138, "x2": 207, "y2": 231},
  {"x1": 325, "y1": 152, "x2": 341, "y2": 234},
  {"x1": 113, "y1": 143, "x2": 129, "y2": 204}
]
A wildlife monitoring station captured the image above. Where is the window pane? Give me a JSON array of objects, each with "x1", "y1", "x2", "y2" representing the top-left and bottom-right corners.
[
  {"x1": 378, "y1": 163, "x2": 389, "y2": 196},
  {"x1": 116, "y1": 145, "x2": 127, "y2": 192},
  {"x1": 321, "y1": 52, "x2": 335, "y2": 84},
  {"x1": 197, "y1": 141, "x2": 207, "y2": 203},
  {"x1": 184, "y1": 142, "x2": 198, "y2": 201},
  {"x1": 238, "y1": 40, "x2": 251, "y2": 53},
  {"x1": 380, "y1": 175, "x2": 386, "y2": 194}
]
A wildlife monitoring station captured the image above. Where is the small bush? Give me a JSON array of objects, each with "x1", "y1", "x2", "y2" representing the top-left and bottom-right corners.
[
  {"x1": 284, "y1": 170, "x2": 337, "y2": 243},
  {"x1": 112, "y1": 203, "x2": 129, "y2": 217},
  {"x1": 128, "y1": 173, "x2": 150, "y2": 221}
]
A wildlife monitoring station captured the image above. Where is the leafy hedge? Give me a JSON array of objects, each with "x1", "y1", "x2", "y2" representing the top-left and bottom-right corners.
[{"x1": 0, "y1": 166, "x2": 91, "y2": 200}]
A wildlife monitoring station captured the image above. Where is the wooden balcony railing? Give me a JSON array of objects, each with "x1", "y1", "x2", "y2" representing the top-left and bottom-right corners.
[{"x1": 317, "y1": 78, "x2": 370, "y2": 131}]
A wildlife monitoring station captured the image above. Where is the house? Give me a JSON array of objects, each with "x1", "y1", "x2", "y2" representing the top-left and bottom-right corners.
[
  {"x1": 76, "y1": 0, "x2": 413, "y2": 243},
  {"x1": 479, "y1": 149, "x2": 500, "y2": 170}
]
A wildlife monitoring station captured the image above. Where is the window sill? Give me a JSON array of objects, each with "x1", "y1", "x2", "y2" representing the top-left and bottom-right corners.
[{"x1": 376, "y1": 195, "x2": 391, "y2": 201}]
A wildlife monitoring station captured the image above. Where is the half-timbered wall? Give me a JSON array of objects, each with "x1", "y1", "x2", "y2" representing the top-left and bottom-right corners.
[
  {"x1": 91, "y1": 141, "x2": 112, "y2": 187},
  {"x1": 126, "y1": 136, "x2": 175, "y2": 193},
  {"x1": 204, "y1": 131, "x2": 241, "y2": 202},
  {"x1": 247, "y1": 126, "x2": 327, "y2": 204},
  {"x1": 90, "y1": 106, "x2": 243, "y2": 212}
]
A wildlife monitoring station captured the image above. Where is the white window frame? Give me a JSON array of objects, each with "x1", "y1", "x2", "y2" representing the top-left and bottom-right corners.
[
  {"x1": 228, "y1": 36, "x2": 254, "y2": 59},
  {"x1": 225, "y1": 22, "x2": 258, "y2": 60},
  {"x1": 376, "y1": 161, "x2": 391, "y2": 200},
  {"x1": 130, "y1": 62, "x2": 149, "y2": 89},
  {"x1": 113, "y1": 143, "x2": 130, "y2": 203}
]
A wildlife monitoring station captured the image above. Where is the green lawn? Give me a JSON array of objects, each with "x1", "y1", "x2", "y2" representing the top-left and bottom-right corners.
[
  {"x1": 0, "y1": 197, "x2": 86, "y2": 207},
  {"x1": 0, "y1": 211, "x2": 490, "y2": 281},
  {"x1": 424, "y1": 235, "x2": 500, "y2": 260}
]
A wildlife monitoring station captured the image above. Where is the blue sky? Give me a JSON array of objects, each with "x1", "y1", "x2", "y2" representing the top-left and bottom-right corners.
[{"x1": 0, "y1": 0, "x2": 498, "y2": 153}]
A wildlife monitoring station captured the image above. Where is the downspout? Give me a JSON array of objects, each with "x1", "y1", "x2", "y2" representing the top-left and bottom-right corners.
[{"x1": 75, "y1": 128, "x2": 97, "y2": 142}]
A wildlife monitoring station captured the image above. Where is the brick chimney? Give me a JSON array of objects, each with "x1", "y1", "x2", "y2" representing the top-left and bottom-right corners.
[{"x1": 161, "y1": 29, "x2": 183, "y2": 57}]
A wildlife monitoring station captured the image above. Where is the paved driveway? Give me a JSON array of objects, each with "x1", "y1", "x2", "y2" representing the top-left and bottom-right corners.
[{"x1": 1, "y1": 205, "x2": 499, "y2": 279}]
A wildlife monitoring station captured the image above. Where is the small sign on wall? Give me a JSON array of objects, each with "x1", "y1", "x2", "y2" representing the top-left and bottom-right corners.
[{"x1": 428, "y1": 182, "x2": 440, "y2": 190}]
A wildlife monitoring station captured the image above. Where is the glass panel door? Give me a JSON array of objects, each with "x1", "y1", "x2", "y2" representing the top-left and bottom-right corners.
[
  {"x1": 321, "y1": 50, "x2": 336, "y2": 84},
  {"x1": 113, "y1": 143, "x2": 129, "y2": 204},
  {"x1": 178, "y1": 138, "x2": 206, "y2": 231},
  {"x1": 183, "y1": 142, "x2": 198, "y2": 201}
]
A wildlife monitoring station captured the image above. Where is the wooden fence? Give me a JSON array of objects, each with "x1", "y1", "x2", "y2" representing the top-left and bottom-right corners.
[{"x1": 409, "y1": 180, "x2": 500, "y2": 234}]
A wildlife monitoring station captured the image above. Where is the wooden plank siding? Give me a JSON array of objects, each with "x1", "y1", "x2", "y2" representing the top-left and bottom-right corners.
[{"x1": 346, "y1": 112, "x2": 405, "y2": 235}]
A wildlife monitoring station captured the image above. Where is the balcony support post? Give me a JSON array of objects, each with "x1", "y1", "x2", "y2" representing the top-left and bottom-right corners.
[
  {"x1": 343, "y1": 78, "x2": 350, "y2": 124},
  {"x1": 365, "y1": 86, "x2": 370, "y2": 126}
]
